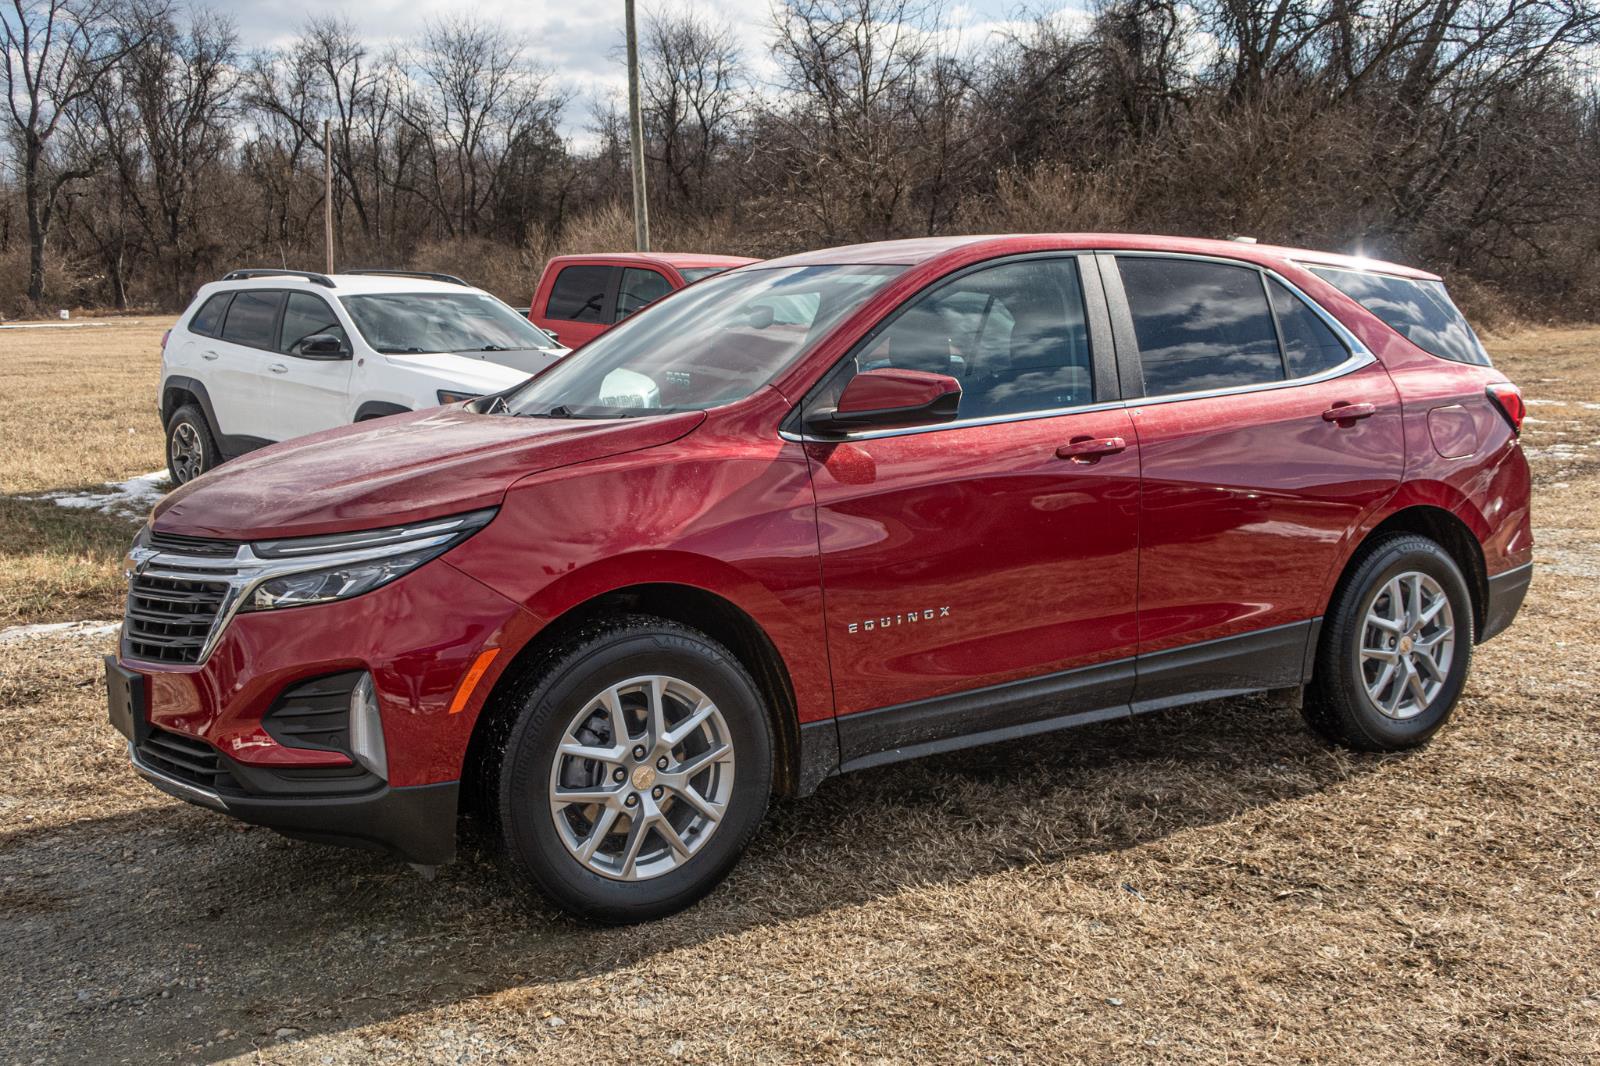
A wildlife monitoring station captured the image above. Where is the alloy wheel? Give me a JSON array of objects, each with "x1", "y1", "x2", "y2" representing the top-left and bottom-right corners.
[
  {"x1": 169, "y1": 421, "x2": 204, "y2": 484},
  {"x1": 547, "y1": 674, "x2": 735, "y2": 881},
  {"x1": 1359, "y1": 570, "x2": 1456, "y2": 720}
]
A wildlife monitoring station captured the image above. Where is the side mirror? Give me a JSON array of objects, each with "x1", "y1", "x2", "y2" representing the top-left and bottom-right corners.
[
  {"x1": 804, "y1": 368, "x2": 961, "y2": 435},
  {"x1": 539, "y1": 327, "x2": 561, "y2": 344},
  {"x1": 297, "y1": 333, "x2": 348, "y2": 359}
]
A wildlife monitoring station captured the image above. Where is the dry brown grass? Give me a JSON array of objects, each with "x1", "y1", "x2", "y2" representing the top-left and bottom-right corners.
[
  {"x1": 0, "y1": 317, "x2": 171, "y2": 495},
  {"x1": 0, "y1": 322, "x2": 1597, "y2": 1064}
]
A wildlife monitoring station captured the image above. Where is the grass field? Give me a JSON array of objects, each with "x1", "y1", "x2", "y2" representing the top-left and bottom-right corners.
[{"x1": 1, "y1": 319, "x2": 1597, "y2": 1064}]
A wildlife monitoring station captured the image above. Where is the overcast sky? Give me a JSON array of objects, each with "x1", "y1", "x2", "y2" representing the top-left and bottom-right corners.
[{"x1": 213, "y1": 0, "x2": 1062, "y2": 146}]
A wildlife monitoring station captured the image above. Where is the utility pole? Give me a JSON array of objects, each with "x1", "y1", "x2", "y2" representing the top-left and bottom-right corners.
[
  {"x1": 625, "y1": 0, "x2": 650, "y2": 252},
  {"x1": 323, "y1": 118, "x2": 335, "y2": 273}
]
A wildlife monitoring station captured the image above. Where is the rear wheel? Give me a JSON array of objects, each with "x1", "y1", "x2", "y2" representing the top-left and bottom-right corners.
[
  {"x1": 165, "y1": 404, "x2": 218, "y2": 485},
  {"x1": 496, "y1": 616, "x2": 773, "y2": 923},
  {"x1": 1303, "y1": 534, "x2": 1475, "y2": 751}
]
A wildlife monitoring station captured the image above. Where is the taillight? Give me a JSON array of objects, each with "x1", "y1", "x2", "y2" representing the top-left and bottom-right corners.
[
  {"x1": 1486, "y1": 382, "x2": 1525, "y2": 435},
  {"x1": 160, "y1": 329, "x2": 171, "y2": 352}
]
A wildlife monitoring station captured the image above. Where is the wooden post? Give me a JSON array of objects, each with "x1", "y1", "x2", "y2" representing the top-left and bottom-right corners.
[
  {"x1": 323, "y1": 118, "x2": 335, "y2": 274},
  {"x1": 625, "y1": 0, "x2": 650, "y2": 252}
]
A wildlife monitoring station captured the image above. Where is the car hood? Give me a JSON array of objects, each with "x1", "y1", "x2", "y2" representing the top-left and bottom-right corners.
[
  {"x1": 382, "y1": 352, "x2": 533, "y2": 391},
  {"x1": 152, "y1": 408, "x2": 706, "y2": 540}
]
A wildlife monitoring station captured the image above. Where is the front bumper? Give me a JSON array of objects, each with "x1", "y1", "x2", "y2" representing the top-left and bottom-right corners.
[
  {"x1": 129, "y1": 736, "x2": 459, "y2": 863},
  {"x1": 111, "y1": 556, "x2": 537, "y2": 863}
]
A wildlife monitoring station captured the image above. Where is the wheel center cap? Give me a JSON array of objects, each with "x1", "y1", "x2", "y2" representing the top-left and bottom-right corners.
[
  {"x1": 631, "y1": 765, "x2": 656, "y2": 790},
  {"x1": 1400, "y1": 636, "x2": 1414, "y2": 653}
]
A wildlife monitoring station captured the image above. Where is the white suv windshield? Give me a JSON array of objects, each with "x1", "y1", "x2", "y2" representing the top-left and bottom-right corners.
[
  {"x1": 341, "y1": 292, "x2": 560, "y2": 355},
  {"x1": 505, "y1": 264, "x2": 904, "y2": 417}
]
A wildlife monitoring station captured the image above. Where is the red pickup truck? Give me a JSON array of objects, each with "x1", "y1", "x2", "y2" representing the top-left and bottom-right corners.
[{"x1": 528, "y1": 252, "x2": 756, "y2": 348}]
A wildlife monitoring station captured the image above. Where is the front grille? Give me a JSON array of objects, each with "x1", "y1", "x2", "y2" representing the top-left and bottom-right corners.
[
  {"x1": 149, "y1": 530, "x2": 240, "y2": 558},
  {"x1": 136, "y1": 727, "x2": 242, "y2": 794},
  {"x1": 123, "y1": 573, "x2": 230, "y2": 664}
]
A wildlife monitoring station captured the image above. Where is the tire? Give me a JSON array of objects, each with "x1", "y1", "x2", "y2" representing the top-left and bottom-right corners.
[
  {"x1": 1303, "y1": 533, "x2": 1475, "y2": 751},
  {"x1": 496, "y1": 615, "x2": 774, "y2": 923},
  {"x1": 165, "y1": 403, "x2": 219, "y2": 485}
]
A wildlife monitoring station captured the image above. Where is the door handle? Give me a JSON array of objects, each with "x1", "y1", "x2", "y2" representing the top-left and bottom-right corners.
[
  {"x1": 1055, "y1": 436, "x2": 1127, "y2": 462},
  {"x1": 269, "y1": 363, "x2": 288, "y2": 374},
  {"x1": 1322, "y1": 402, "x2": 1376, "y2": 423},
  {"x1": 201, "y1": 350, "x2": 219, "y2": 361}
]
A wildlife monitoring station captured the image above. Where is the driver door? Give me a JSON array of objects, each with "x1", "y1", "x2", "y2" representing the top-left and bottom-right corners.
[
  {"x1": 270, "y1": 292, "x2": 354, "y2": 438},
  {"x1": 802, "y1": 255, "x2": 1141, "y2": 766}
]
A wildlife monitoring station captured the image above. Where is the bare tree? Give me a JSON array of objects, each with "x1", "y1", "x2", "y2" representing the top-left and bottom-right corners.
[
  {"x1": 640, "y1": 8, "x2": 745, "y2": 213},
  {"x1": 2, "y1": 0, "x2": 161, "y2": 303}
]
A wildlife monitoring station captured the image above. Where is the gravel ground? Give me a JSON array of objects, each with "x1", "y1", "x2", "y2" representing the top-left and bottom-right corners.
[{"x1": 1, "y1": 322, "x2": 1597, "y2": 1064}]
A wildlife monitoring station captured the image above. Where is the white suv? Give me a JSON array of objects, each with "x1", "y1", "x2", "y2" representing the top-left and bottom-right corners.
[{"x1": 160, "y1": 269, "x2": 569, "y2": 484}]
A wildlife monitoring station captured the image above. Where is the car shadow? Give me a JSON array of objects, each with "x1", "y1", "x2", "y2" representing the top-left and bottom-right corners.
[{"x1": 1, "y1": 694, "x2": 1390, "y2": 1062}]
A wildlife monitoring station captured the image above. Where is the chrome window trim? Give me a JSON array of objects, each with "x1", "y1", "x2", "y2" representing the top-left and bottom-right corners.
[
  {"x1": 122, "y1": 516, "x2": 480, "y2": 668},
  {"x1": 780, "y1": 250, "x2": 1375, "y2": 444}
]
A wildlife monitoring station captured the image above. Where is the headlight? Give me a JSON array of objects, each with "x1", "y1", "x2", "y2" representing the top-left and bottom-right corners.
[
  {"x1": 240, "y1": 508, "x2": 495, "y2": 612},
  {"x1": 245, "y1": 548, "x2": 439, "y2": 610},
  {"x1": 437, "y1": 389, "x2": 481, "y2": 405}
]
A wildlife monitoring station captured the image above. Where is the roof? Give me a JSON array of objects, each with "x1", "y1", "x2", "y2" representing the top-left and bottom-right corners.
[
  {"x1": 545, "y1": 252, "x2": 758, "y2": 269},
  {"x1": 201, "y1": 272, "x2": 494, "y2": 296},
  {"x1": 758, "y1": 234, "x2": 1440, "y2": 281}
]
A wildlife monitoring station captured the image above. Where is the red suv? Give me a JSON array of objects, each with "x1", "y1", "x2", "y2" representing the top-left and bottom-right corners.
[
  {"x1": 109, "y1": 234, "x2": 1532, "y2": 922},
  {"x1": 528, "y1": 252, "x2": 756, "y2": 348}
]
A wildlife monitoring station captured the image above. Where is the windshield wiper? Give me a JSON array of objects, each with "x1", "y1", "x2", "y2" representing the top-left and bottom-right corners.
[{"x1": 521, "y1": 403, "x2": 574, "y2": 419}]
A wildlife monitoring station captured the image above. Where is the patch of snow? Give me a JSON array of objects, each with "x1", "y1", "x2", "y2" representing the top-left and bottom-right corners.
[
  {"x1": 24, "y1": 471, "x2": 169, "y2": 521},
  {"x1": 0, "y1": 620, "x2": 120, "y2": 644},
  {"x1": 0, "y1": 320, "x2": 145, "y2": 330}
]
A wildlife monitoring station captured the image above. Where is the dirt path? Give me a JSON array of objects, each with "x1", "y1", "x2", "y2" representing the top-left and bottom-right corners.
[{"x1": 2, "y1": 326, "x2": 1597, "y2": 1064}]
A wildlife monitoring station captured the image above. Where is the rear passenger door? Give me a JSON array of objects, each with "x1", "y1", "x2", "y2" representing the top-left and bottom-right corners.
[
  {"x1": 271, "y1": 292, "x2": 354, "y2": 438},
  {"x1": 1102, "y1": 254, "x2": 1404, "y2": 706},
  {"x1": 211, "y1": 289, "x2": 287, "y2": 443},
  {"x1": 541, "y1": 264, "x2": 619, "y2": 347}
]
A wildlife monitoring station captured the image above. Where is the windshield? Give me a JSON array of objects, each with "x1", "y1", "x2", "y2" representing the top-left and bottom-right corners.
[
  {"x1": 1309, "y1": 266, "x2": 1490, "y2": 366},
  {"x1": 341, "y1": 292, "x2": 561, "y2": 355},
  {"x1": 504, "y1": 264, "x2": 904, "y2": 417},
  {"x1": 678, "y1": 266, "x2": 730, "y2": 283}
]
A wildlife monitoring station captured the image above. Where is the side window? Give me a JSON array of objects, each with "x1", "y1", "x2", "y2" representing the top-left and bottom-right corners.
[
  {"x1": 1118, "y1": 258, "x2": 1283, "y2": 396},
  {"x1": 615, "y1": 268, "x2": 673, "y2": 321},
  {"x1": 279, "y1": 293, "x2": 348, "y2": 353},
  {"x1": 219, "y1": 291, "x2": 286, "y2": 350},
  {"x1": 546, "y1": 265, "x2": 614, "y2": 323},
  {"x1": 837, "y1": 257, "x2": 1093, "y2": 421},
  {"x1": 188, "y1": 293, "x2": 231, "y2": 337},
  {"x1": 1268, "y1": 279, "x2": 1347, "y2": 377}
]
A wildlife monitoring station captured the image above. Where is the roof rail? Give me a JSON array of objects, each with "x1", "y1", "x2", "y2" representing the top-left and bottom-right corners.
[
  {"x1": 222, "y1": 269, "x2": 336, "y2": 288},
  {"x1": 343, "y1": 269, "x2": 471, "y2": 287}
]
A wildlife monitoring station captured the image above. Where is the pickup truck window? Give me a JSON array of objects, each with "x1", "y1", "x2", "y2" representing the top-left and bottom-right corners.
[
  {"x1": 507, "y1": 264, "x2": 904, "y2": 417},
  {"x1": 547, "y1": 265, "x2": 615, "y2": 323}
]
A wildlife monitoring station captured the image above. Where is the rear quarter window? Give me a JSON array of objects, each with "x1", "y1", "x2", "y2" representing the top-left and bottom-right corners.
[
  {"x1": 188, "y1": 292, "x2": 232, "y2": 337},
  {"x1": 1308, "y1": 266, "x2": 1489, "y2": 366}
]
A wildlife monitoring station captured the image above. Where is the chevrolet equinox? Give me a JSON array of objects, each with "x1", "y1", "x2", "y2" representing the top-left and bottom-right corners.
[{"x1": 109, "y1": 235, "x2": 1533, "y2": 922}]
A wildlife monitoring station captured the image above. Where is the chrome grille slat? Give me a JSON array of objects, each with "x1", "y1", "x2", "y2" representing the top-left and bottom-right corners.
[{"x1": 123, "y1": 570, "x2": 231, "y2": 665}]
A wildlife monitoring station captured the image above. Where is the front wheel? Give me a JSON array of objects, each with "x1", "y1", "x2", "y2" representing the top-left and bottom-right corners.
[
  {"x1": 496, "y1": 616, "x2": 773, "y2": 923},
  {"x1": 1303, "y1": 533, "x2": 1475, "y2": 751}
]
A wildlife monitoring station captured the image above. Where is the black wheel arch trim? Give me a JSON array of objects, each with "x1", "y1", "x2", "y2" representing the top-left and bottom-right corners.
[{"x1": 354, "y1": 401, "x2": 412, "y2": 422}]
